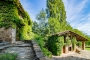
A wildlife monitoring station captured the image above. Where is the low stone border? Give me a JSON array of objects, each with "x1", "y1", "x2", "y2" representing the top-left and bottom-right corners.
[{"x1": 31, "y1": 40, "x2": 48, "y2": 60}]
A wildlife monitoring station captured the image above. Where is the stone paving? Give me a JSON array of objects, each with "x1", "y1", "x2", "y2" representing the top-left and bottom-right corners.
[{"x1": 1, "y1": 41, "x2": 36, "y2": 60}]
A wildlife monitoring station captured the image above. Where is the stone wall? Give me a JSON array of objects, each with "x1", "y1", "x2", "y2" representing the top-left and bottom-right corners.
[
  {"x1": 0, "y1": 27, "x2": 16, "y2": 43},
  {"x1": 31, "y1": 40, "x2": 48, "y2": 60},
  {"x1": 11, "y1": 28, "x2": 16, "y2": 43},
  {"x1": 64, "y1": 45, "x2": 73, "y2": 53}
]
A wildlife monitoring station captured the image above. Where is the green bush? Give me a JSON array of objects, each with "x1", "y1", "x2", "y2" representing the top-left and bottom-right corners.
[
  {"x1": 40, "y1": 46, "x2": 52, "y2": 58},
  {"x1": 34, "y1": 35, "x2": 52, "y2": 57},
  {"x1": 72, "y1": 37, "x2": 77, "y2": 50},
  {"x1": 0, "y1": 53, "x2": 17, "y2": 60},
  {"x1": 77, "y1": 42, "x2": 82, "y2": 48},
  {"x1": 47, "y1": 35, "x2": 64, "y2": 56}
]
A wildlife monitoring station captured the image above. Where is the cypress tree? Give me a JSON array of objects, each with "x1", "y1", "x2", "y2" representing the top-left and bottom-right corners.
[{"x1": 46, "y1": 0, "x2": 68, "y2": 33}]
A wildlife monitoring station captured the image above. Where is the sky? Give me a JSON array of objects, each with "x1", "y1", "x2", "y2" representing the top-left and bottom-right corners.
[{"x1": 20, "y1": 0, "x2": 90, "y2": 35}]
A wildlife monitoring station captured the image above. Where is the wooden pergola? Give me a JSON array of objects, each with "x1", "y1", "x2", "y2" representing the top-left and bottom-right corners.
[{"x1": 52, "y1": 30, "x2": 87, "y2": 50}]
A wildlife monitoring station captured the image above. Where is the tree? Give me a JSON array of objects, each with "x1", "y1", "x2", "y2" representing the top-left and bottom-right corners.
[
  {"x1": 32, "y1": 21, "x2": 39, "y2": 34},
  {"x1": 46, "y1": 0, "x2": 68, "y2": 33},
  {"x1": 32, "y1": 9, "x2": 49, "y2": 36}
]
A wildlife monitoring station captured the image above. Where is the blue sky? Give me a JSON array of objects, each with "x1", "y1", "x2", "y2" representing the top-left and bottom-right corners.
[{"x1": 20, "y1": 0, "x2": 90, "y2": 35}]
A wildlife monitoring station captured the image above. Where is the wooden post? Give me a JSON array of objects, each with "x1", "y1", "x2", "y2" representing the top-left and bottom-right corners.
[
  {"x1": 63, "y1": 36, "x2": 66, "y2": 53},
  {"x1": 82, "y1": 41, "x2": 85, "y2": 50},
  {"x1": 63, "y1": 46, "x2": 66, "y2": 53}
]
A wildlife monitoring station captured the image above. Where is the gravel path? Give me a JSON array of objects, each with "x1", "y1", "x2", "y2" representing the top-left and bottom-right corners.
[{"x1": 52, "y1": 50, "x2": 90, "y2": 60}]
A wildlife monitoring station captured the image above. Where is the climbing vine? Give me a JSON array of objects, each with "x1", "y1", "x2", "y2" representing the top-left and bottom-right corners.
[
  {"x1": 46, "y1": 35, "x2": 64, "y2": 56},
  {"x1": 0, "y1": 0, "x2": 33, "y2": 40},
  {"x1": 64, "y1": 36, "x2": 77, "y2": 50},
  {"x1": 72, "y1": 37, "x2": 77, "y2": 50}
]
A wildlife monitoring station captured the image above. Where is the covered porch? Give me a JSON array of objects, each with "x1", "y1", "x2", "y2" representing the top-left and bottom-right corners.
[{"x1": 52, "y1": 30, "x2": 87, "y2": 53}]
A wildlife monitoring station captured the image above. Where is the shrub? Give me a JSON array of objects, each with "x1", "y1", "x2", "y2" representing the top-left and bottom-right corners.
[
  {"x1": 47, "y1": 35, "x2": 64, "y2": 56},
  {"x1": 77, "y1": 42, "x2": 82, "y2": 48},
  {"x1": 0, "y1": 53, "x2": 17, "y2": 60},
  {"x1": 34, "y1": 35, "x2": 52, "y2": 57},
  {"x1": 72, "y1": 37, "x2": 77, "y2": 50}
]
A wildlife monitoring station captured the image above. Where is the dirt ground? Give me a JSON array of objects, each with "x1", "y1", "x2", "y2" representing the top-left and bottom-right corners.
[{"x1": 52, "y1": 50, "x2": 90, "y2": 60}]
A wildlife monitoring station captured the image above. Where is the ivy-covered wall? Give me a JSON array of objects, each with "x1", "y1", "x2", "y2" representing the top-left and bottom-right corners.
[
  {"x1": 46, "y1": 35, "x2": 64, "y2": 56},
  {"x1": 46, "y1": 34, "x2": 78, "y2": 56},
  {"x1": 0, "y1": 0, "x2": 33, "y2": 40}
]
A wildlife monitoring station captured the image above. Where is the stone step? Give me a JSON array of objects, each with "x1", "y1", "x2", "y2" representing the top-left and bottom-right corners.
[
  {"x1": 0, "y1": 42, "x2": 9, "y2": 46},
  {"x1": 13, "y1": 43, "x2": 31, "y2": 47},
  {"x1": 0, "y1": 41, "x2": 37, "y2": 60},
  {"x1": 0, "y1": 45, "x2": 12, "y2": 50},
  {"x1": 14, "y1": 41, "x2": 24, "y2": 45}
]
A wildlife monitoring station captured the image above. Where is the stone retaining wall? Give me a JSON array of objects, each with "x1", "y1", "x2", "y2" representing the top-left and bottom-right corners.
[
  {"x1": 0, "y1": 27, "x2": 16, "y2": 43},
  {"x1": 31, "y1": 40, "x2": 48, "y2": 60}
]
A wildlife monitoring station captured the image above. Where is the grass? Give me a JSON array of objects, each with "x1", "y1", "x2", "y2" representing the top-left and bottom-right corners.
[
  {"x1": 85, "y1": 48, "x2": 90, "y2": 50},
  {"x1": 0, "y1": 53, "x2": 17, "y2": 60}
]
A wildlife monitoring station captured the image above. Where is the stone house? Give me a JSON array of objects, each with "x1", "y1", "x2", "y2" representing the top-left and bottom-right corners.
[
  {"x1": 52, "y1": 30, "x2": 87, "y2": 54},
  {"x1": 0, "y1": 0, "x2": 32, "y2": 43}
]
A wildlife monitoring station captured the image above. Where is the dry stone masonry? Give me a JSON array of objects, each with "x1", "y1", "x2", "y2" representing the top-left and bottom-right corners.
[
  {"x1": 31, "y1": 40, "x2": 48, "y2": 60},
  {"x1": 0, "y1": 27, "x2": 16, "y2": 43}
]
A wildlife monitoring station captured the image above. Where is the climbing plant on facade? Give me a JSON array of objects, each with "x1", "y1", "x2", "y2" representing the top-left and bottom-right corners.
[
  {"x1": 0, "y1": 0, "x2": 33, "y2": 40},
  {"x1": 46, "y1": 35, "x2": 64, "y2": 55}
]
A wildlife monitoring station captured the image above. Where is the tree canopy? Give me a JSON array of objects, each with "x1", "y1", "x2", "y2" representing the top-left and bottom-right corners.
[{"x1": 46, "y1": 0, "x2": 71, "y2": 34}]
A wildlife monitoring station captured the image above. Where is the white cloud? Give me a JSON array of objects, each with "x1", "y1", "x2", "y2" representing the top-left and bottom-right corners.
[
  {"x1": 20, "y1": 0, "x2": 36, "y2": 21},
  {"x1": 63, "y1": 0, "x2": 90, "y2": 35},
  {"x1": 77, "y1": 23, "x2": 90, "y2": 35},
  {"x1": 20, "y1": 0, "x2": 46, "y2": 21}
]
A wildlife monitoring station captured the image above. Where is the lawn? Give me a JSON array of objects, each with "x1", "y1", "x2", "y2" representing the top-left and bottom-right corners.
[{"x1": 85, "y1": 48, "x2": 90, "y2": 50}]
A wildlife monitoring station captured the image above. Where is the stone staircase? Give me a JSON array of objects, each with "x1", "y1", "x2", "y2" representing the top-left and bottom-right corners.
[
  {"x1": 0, "y1": 42, "x2": 12, "y2": 51},
  {"x1": 1, "y1": 41, "x2": 36, "y2": 60},
  {"x1": 0, "y1": 41, "x2": 48, "y2": 60}
]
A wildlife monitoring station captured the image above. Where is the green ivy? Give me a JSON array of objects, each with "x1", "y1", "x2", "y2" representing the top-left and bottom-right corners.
[
  {"x1": 72, "y1": 37, "x2": 77, "y2": 50},
  {"x1": 47, "y1": 35, "x2": 64, "y2": 56},
  {"x1": 0, "y1": 0, "x2": 33, "y2": 40},
  {"x1": 77, "y1": 42, "x2": 82, "y2": 48},
  {"x1": 64, "y1": 36, "x2": 72, "y2": 46}
]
